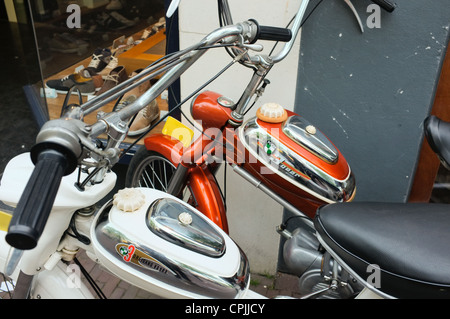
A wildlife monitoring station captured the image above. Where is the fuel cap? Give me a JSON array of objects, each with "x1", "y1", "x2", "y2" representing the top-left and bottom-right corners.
[
  {"x1": 256, "y1": 103, "x2": 288, "y2": 123},
  {"x1": 113, "y1": 188, "x2": 146, "y2": 212},
  {"x1": 178, "y1": 212, "x2": 193, "y2": 225}
]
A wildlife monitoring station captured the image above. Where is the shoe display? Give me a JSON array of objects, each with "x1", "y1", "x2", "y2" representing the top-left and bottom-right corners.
[
  {"x1": 114, "y1": 69, "x2": 160, "y2": 136},
  {"x1": 83, "y1": 68, "x2": 104, "y2": 91},
  {"x1": 59, "y1": 33, "x2": 89, "y2": 50},
  {"x1": 106, "y1": 0, "x2": 123, "y2": 11},
  {"x1": 46, "y1": 69, "x2": 96, "y2": 96},
  {"x1": 99, "y1": 54, "x2": 119, "y2": 77},
  {"x1": 128, "y1": 99, "x2": 160, "y2": 136},
  {"x1": 95, "y1": 66, "x2": 128, "y2": 96},
  {"x1": 46, "y1": 34, "x2": 79, "y2": 54},
  {"x1": 46, "y1": 33, "x2": 90, "y2": 56},
  {"x1": 87, "y1": 48, "x2": 112, "y2": 73},
  {"x1": 109, "y1": 11, "x2": 138, "y2": 29},
  {"x1": 94, "y1": 11, "x2": 137, "y2": 31},
  {"x1": 114, "y1": 69, "x2": 150, "y2": 112},
  {"x1": 120, "y1": 69, "x2": 151, "y2": 98},
  {"x1": 34, "y1": 3, "x2": 167, "y2": 141}
]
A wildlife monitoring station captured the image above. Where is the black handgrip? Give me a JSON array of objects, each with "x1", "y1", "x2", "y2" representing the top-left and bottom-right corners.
[
  {"x1": 5, "y1": 150, "x2": 68, "y2": 250},
  {"x1": 371, "y1": 0, "x2": 397, "y2": 12},
  {"x1": 249, "y1": 19, "x2": 292, "y2": 43},
  {"x1": 258, "y1": 25, "x2": 292, "y2": 42}
]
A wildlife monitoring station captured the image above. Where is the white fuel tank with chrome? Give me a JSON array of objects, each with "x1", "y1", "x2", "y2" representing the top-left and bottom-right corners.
[{"x1": 91, "y1": 187, "x2": 250, "y2": 299}]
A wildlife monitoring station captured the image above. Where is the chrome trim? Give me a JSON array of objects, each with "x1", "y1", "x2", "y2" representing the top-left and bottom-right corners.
[
  {"x1": 271, "y1": 0, "x2": 310, "y2": 63},
  {"x1": 232, "y1": 164, "x2": 314, "y2": 229},
  {"x1": 147, "y1": 198, "x2": 226, "y2": 257},
  {"x1": 240, "y1": 118, "x2": 355, "y2": 203},
  {"x1": 94, "y1": 200, "x2": 249, "y2": 298},
  {"x1": 315, "y1": 234, "x2": 394, "y2": 299},
  {"x1": 283, "y1": 116, "x2": 338, "y2": 164}
]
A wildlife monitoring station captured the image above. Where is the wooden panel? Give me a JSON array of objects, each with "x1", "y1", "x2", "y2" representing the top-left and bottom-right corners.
[
  {"x1": 118, "y1": 29, "x2": 166, "y2": 75},
  {"x1": 409, "y1": 44, "x2": 450, "y2": 202}
]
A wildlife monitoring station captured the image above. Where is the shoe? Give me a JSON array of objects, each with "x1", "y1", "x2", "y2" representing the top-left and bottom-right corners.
[
  {"x1": 59, "y1": 33, "x2": 89, "y2": 50},
  {"x1": 99, "y1": 53, "x2": 119, "y2": 77},
  {"x1": 128, "y1": 99, "x2": 160, "y2": 136},
  {"x1": 47, "y1": 34, "x2": 79, "y2": 54},
  {"x1": 86, "y1": 48, "x2": 112, "y2": 73},
  {"x1": 46, "y1": 69, "x2": 96, "y2": 96},
  {"x1": 95, "y1": 66, "x2": 128, "y2": 96},
  {"x1": 83, "y1": 68, "x2": 104, "y2": 91},
  {"x1": 106, "y1": 0, "x2": 122, "y2": 10},
  {"x1": 140, "y1": 27, "x2": 157, "y2": 41},
  {"x1": 115, "y1": 69, "x2": 160, "y2": 136},
  {"x1": 114, "y1": 69, "x2": 150, "y2": 112},
  {"x1": 113, "y1": 36, "x2": 136, "y2": 55},
  {"x1": 108, "y1": 11, "x2": 137, "y2": 30}
]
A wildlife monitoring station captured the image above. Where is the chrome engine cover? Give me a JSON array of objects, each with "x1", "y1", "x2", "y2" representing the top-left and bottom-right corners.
[{"x1": 91, "y1": 188, "x2": 250, "y2": 299}]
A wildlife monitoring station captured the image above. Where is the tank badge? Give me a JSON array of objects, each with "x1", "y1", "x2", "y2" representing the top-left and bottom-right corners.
[{"x1": 115, "y1": 243, "x2": 175, "y2": 275}]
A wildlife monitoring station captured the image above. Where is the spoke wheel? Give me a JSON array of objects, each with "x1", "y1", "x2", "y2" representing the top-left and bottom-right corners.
[
  {"x1": 0, "y1": 274, "x2": 15, "y2": 299},
  {"x1": 126, "y1": 148, "x2": 194, "y2": 203}
]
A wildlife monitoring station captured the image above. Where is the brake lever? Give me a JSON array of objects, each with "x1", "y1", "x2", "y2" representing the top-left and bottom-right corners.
[
  {"x1": 342, "y1": 0, "x2": 397, "y2": 33},
  {"x1": 343, "y1": 0, "x2": 364, "y2": 33}
]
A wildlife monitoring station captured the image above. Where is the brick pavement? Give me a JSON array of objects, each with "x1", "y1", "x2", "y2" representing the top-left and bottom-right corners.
[
  {"x1": 0, "y1": 250, "x2": 301, "y2": 299},
  {"x1": 76, "y1": 250, "x2": 301, "y2": 299}
]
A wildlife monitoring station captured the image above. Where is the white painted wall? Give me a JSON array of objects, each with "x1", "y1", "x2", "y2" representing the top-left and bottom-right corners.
[{"x1": 177, "y1": 0, "x2": 302, "y2": 274}]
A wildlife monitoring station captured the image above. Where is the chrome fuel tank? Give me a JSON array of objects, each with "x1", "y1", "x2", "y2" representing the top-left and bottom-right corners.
[
  {"x1": 238, "y1": 107, "x2": 355, "y2": 217},
  {"x1": 91, "y1": 188, "x2": 249, "y2": 299}
]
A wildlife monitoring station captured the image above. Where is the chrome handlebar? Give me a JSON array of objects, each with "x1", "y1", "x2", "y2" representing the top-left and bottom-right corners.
[{"x1": 37, "y1": 0, "x2": 311, "y2": 176}]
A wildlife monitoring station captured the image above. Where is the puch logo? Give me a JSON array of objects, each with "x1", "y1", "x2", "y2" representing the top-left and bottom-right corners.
[
  {"x1": 115, "y1": 243, "x2": 176, "y2": 275},
  {"x1": 118, "y1": 244, "x2": 136, "y2": 262}
]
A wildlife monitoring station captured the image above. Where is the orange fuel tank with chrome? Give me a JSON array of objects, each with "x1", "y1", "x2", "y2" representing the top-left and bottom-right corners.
[{"x1": 237, "y1": 102, "x2": 356, "y2": 217}]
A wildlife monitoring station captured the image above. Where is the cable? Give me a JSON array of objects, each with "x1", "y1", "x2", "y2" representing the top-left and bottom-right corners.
[
  {"x1": 279, "y1": 214, "x2": 313, "y2": 231},
  {"x1": 73, "y1": 257, "x2": 107, "y2": 299},
  {"x1": 119, "y1": 56, "x2": 237, "y2": 160},
  {"x1": 65, "y1": 214, "x2": 91, "y2": 245}
]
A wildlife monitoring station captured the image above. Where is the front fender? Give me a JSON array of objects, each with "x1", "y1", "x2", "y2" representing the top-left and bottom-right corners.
[
  {"x1": 142, "y1": 134, "x2": 228, "y2": 232},
  {"x1": 143, "y1": 133, "x2": 183, "y2": 166}
]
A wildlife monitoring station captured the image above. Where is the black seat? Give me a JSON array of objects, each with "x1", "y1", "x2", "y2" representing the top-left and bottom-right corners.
[
  {"x1": 424, "y1": 115, "x2": 450, "y2": 168},
  {"x1": 314, "y1": 202, "x2": 450, "y2": 299}
]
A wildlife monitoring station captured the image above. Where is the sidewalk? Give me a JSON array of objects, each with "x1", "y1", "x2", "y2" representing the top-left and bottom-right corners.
[{"x1": 76, "y1": 251, "x2": 302, "y2": 299}]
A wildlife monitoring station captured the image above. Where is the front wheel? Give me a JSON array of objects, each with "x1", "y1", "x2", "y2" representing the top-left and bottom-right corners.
[{"x1": 125, "y1": 147, "x2": 193, "y2": 203}]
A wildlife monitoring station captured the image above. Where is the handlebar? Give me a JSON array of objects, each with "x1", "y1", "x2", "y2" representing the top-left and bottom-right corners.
[
  {"x1": 5, "y1": 148, "x2": 73, "y2": 250},
  {"x1": 371, "y1": 0, "x2": 396, "y2": 12},
  {"x1": 249, "y1": 19, "x2": 292, "y2": 43}
]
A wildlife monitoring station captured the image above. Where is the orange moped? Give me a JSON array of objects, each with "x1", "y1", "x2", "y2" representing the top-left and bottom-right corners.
[{"x1": 123, "y1": 0, "x2": 386, "y2": 232}]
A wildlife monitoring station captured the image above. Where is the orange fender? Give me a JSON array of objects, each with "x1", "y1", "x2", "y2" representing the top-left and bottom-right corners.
[{"x1": 143, "y1": 134, "x2": 229, "y2": 233}]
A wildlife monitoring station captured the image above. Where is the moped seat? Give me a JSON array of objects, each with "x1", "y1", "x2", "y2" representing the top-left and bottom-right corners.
[
  {"x1": 314, "y1": 202, "x2": 450, "y2": 299},
  {"x1": 424, "y1": 115, "x2": 450, "y2": 168}
]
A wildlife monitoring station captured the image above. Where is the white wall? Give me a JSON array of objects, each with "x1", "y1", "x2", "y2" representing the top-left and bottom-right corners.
[{"x1": 178, "y1": 0, "x2": 302, "y2": 274}]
